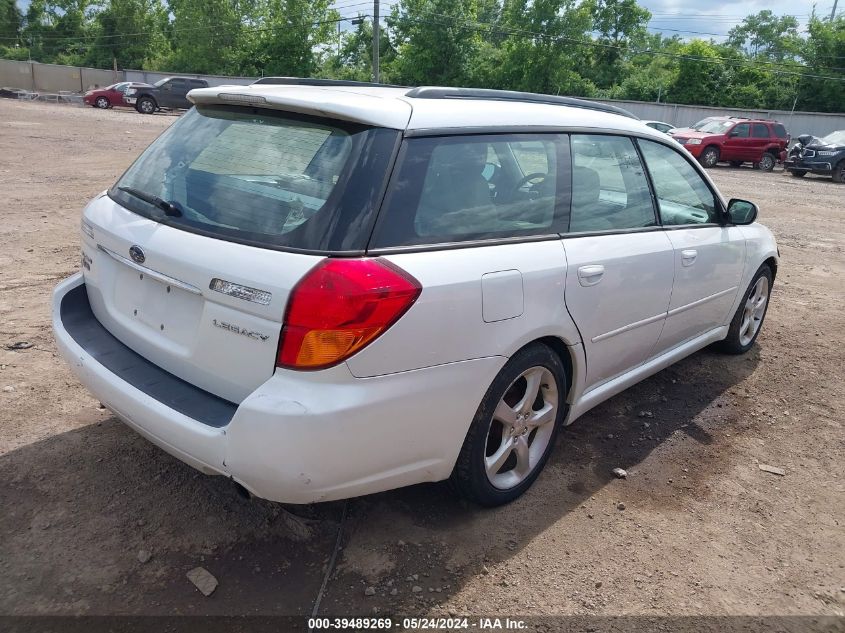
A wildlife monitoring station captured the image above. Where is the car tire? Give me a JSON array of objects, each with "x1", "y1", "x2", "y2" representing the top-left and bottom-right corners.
[
  {"x1": 715, "y1": 265, "x2": 773, "y2": 355},
  {"x1": 700, "y1": 146, "x2": 720, "y2": 168},
  {"x1": 449, "y1": 343, "x2": 567, "y2": 507},
  {"x1": 730, "y1": 161, "x2": 743, "y2": 168},
  {"x1": 758, "y1": 153, "x2": 776, "y2": 171},
  {"x1": 95, "y1": 96, "x2": 110, "y2": 109},
  {"x1": 833, "y1": 161, "x2": 845, "y2": 184},
  {"x1": 136, "y1": 97, "x2": 156, "y2": 114}
]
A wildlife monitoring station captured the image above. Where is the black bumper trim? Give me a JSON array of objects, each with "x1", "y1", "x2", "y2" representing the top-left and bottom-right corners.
[{"x1": 60, "y1": 283, "x2": 237, "y2": 428}]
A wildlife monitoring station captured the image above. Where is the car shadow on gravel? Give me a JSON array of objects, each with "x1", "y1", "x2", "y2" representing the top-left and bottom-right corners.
[
  {"x1": 322, "y1": 345, "x2": 762, "y2": 614},
  {"x1": 0, "y1": 346, "x2": 759, "y2": 616}
]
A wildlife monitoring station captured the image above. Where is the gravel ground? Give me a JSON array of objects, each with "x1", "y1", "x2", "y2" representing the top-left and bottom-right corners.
[{"x1": 0, "y1": 100, "x2": 843, "y2": 623}]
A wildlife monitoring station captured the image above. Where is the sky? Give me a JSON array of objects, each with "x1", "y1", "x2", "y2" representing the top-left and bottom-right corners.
[{"x1": 14, "y1": 0, "x2": 838, "y2": 41}]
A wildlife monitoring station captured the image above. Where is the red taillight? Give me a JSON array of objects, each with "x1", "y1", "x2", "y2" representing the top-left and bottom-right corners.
[{"x1": 277, "y1": 258, "x2": 422, "y2": 370}]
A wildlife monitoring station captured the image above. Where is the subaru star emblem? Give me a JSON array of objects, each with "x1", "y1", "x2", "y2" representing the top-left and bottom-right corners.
[{"x1": 129, "y1": 245, "x2": 145, "y2": 264}]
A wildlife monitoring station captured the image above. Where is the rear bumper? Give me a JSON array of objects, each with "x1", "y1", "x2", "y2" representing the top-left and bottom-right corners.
[{"x1": 53, "y1": 274, "x2": 503, "y2": 503}]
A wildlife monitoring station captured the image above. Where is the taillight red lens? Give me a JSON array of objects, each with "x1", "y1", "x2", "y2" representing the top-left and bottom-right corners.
[{"x1": 277, "y1": 258, "x2": 422, "y2": 370}]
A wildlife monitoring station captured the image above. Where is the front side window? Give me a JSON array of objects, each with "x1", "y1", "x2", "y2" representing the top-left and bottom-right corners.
[
  {"x1": 370, "y1": 134, "x2": 567, "y2": 247},
  {"x1": 638, "y1": 139, "x2": 719, "y2": 226},
  {"x1": 731, "y1": 123, "x2": 750, "y2": 138},
  {"x1": 111, "y1": 105, "x2": 396, "y2": 252},
  {"x1": 569, "y1": 135, "x2": 655, "y2": 233},
  {"x1": 773, "y1": 124, "x2": 788, "y2": 139}
]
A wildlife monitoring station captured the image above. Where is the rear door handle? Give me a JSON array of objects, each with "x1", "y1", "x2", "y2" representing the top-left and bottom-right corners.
[
  {"x1": 681, "y1": 249, "x2": 698, "y2": 266},
  {"x1": 577, "y1": 264, "x2": 605, "y2": 287}
]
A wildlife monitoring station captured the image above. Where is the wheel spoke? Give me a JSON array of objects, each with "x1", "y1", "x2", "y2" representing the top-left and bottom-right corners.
[
  {"x1": 515, "y1": 368, "x2": 543, "y2": 413},
  {"x1": 485, "y1": 440, "x2": 513, "y2": 477},
  {"x1": 493, "y1": 399, "x2": 518, "y2": 427},
  {"x1": 527, "y1": 402, "x2": 555, "y2": 429},
  {"x1": 513, "y1": 437, "x2": 531, "y2": 475}
]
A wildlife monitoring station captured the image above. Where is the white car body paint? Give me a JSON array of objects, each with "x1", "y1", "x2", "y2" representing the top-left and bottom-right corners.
[{"x1": 52, "y1": 85, "x2": 779, "y2": 503}]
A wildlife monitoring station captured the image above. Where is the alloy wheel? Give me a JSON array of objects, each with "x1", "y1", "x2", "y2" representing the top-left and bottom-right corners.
[
  {"x1": 739, "y1": 276, "x2": 769, "y2": 346},
  {"x1": 759, "y1": 154, "x2": 775, "y2": 171},
  {"x1": 96, "y1": 97, "x2": 109, "y2": 109},
  {"x1": 484, "y1": 366, "x2": 559, "y2": 490}
]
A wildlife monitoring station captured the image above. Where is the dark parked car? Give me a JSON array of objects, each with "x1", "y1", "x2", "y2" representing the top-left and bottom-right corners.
[
  {"x1": 785, "y1": 131, "x2": 845, "y2": 183},
  {"x1": 124, "y1": 77, "x2": 208, "y2": 114}
]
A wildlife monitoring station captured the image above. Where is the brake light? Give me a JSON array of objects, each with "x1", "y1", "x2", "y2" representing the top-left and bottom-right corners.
[{"x1": 277, "y1": 258, "x2": 421, "y2": 370}]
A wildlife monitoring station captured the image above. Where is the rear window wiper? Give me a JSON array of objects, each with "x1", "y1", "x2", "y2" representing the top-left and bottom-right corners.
[{"x1": 118, "y1": 186, "x2": 183, "y2": 217}]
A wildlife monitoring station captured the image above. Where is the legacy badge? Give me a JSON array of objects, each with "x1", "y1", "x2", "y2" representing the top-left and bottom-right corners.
[{"x1": 212, "y1": 319, "x2": 270, "y2": 342}]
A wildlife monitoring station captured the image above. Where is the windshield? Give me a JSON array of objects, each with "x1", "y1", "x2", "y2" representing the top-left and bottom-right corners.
[
  {"x1": 821, "y1": 130, "x2": 845, "y2": 146},
  {"x1": 110, "y1": 105, "x2": 395, "y2": 252},
  {"x1": 697, "y1": 120, "x2": 734, "y2": 134},
  {"x1": 153, "y1": 78, "x2": 170, "y2": 87}
]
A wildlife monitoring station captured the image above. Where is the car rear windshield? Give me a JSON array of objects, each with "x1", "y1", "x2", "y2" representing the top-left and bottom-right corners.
[{"x1": 110, "y1": 105, "x2": 399, "y2": 253}]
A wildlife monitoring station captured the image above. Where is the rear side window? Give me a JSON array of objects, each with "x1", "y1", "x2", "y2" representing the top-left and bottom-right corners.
[
  {"x1": 752, "y1": 123, "x2": 769, "y2": 138},
  {"x1": 190, "y1": 79, "x2": 207, "y2": 89},
  {"x1": 773, "y1": 124, "x2": 788, "y2": 139},
  {"x1": 370, "y1": 134, "x2": 569, "y2": 247},
  {"x1": 110, "y1": 105, "x2": 398, "y2": 252},
  {"x1": 569, "y1": 135, "x2": 655, "y2": 233}
]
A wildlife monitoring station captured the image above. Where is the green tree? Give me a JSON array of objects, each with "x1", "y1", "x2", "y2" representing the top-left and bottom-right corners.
[
  {"x1": 0, "y1": 0, "x2": 22, "y2": 43},
  {"x1": 388, "y1": 0, "x2": 485, "y2": 86},
  {"x1": 22, "y1": 0, "x2": 93, "y2": 65},
  {"x1": 796, "y1": 14, "x2": 845, "y2": 113},
  {"x1": 727, "y1": 10, "x2": 800, "y2": 61},
  {"x1": 240, "y1": 0, "x2": 339, "y2": 77},
  {"x1": 669, "y1": 39, "x2": 725, "y2": 106},
  {"x1": 585, "y1": 0, "x2": 651, "y2": 88},
  {"x1": 321, "y1": 16, "x2": 396, "y2": 82},
  {"x1": 84, "y1": 0, "x2": 170, "y2": 70},
  {"x1": 496, "y1": 0, "x2": 595, "y2": 95},
  {"x1": 164, "y1": 0, "x2": 244, "y2": 74}
]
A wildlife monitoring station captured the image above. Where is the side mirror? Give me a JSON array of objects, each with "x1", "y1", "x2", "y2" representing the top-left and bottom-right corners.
[{"x1": 726, "y1": 198, "x2": 758, "y2": 225}]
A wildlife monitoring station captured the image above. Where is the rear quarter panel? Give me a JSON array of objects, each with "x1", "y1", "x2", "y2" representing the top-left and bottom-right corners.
[{"x1": 345, "y1": 241, "x2": 582, "y2": 378}]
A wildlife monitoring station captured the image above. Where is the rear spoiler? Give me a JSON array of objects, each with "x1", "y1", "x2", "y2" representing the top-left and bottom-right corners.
[{"x1": 187, "y1": 86, "x2": 412, "y2": 130}]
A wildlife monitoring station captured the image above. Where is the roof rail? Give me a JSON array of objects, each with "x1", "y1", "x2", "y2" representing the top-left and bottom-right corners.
[
  {"x1": 404, "y1": 87, "x2": 639, "y2": 120},
  {"x1": 251, "y1": 76, "x2": 407, "y2": 88}
]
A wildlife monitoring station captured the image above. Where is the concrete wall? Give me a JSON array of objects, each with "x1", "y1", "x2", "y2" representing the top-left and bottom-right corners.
[
  {"x1": 0, "y1": 59, "x2": 35, "y2": 91},
  {"x1": 594, "y1": 99, "x2": 845, "y2": 139},
  {"x1": 0, "y1": 60, "x2": 254, "y2": 93}
]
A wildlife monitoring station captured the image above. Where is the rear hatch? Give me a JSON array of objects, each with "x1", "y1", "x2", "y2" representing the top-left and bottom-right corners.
[{"x1": 81, "y1": 102, "x2": 401, "y2": 403}]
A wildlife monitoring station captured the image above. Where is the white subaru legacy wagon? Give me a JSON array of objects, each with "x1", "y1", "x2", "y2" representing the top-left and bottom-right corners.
[{"x1": 52, "y1": 81, "x2": 778, "y2": 506}]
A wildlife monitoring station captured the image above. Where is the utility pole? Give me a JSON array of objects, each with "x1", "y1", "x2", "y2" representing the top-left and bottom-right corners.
[
  {"x1": 372, "y1": 0, "x2": 380, "y2": 83},
  {"x1": 831, "y1": 0, "x2": 839, "y2": 20}
]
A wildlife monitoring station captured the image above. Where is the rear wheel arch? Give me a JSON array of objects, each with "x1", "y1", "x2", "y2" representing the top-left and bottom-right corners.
[{"x1": 512, "y1": 336, "x2": 575, "y2": 403}]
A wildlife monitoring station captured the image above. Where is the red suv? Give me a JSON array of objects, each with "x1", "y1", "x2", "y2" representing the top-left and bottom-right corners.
[{"x1": 672, "y1": 117, "x2": 789, "y2": 171}]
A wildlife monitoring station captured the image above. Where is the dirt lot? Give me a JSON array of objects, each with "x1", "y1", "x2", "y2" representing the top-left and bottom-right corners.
[{"x1": 0, "y1": 100, "x2": 843, "y2": 624}]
